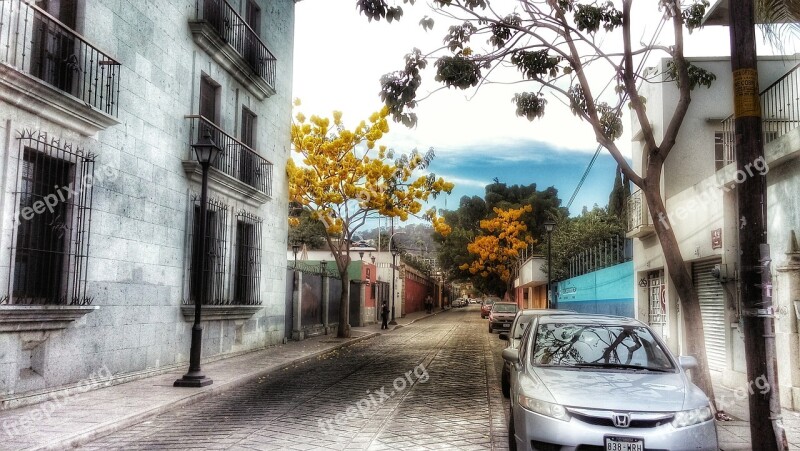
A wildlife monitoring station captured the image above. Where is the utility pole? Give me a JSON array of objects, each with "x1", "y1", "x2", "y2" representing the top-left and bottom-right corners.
[{"x1": 728, "y1": 1, "x2": 787, "y2": 448}]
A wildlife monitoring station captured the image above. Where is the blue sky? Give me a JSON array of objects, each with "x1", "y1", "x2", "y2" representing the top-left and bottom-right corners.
[
  {"x1": 290, "y1": 0, "x2": 735, "y2": 226},
  {"x1": 425, "y1": 143, "x2": 621, "y2": 217}
]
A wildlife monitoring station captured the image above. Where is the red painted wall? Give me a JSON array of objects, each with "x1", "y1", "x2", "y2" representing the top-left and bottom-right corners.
[
  {"x1": 363, "y1": 263, "x2": 377, "y2": 308},
  {"x1": 404, "y1": 277, "x2": 429, "y2": 314}
]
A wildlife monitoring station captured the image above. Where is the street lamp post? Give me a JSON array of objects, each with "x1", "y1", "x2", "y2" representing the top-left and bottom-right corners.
[
  {"x1": 389, "y1": 243, "x2": 400, "y2": 325},
  {"x1": 292, "y1": 241, "x2": 300, "y2": 268},
  {"x1": 544, "y1": 219, "x2": 556, "y2": 310},
  {"x1": 175, "y1": 130, "x2": 221, "y2": 388}
]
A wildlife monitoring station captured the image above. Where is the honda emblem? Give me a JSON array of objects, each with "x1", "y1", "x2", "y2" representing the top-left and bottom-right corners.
[{"x1": 612, "y1": 413, "x2": 631, "y2": 428}]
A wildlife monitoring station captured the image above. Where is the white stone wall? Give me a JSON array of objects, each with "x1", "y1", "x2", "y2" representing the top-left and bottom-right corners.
[{"x1": 0, "y1": 0, "x2": 294, "y2": 397}]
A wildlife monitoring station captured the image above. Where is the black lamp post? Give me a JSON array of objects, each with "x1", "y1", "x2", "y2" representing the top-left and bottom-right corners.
[
  {"x1": 389, "y1": 242, "x2": 400, "y2": 325},
  {"x1": 292, "y1": 241, "x2": 300, "y2": 268},
  {"x1": 175, "y1": 130, "x2": 221, "y2": 388},
  {"x1": 370, "y1": 255, "x2": 376, "y2": 265},
  {"x1": 359, "y1": 251, "x2": 364, "y2": 261},
  {"x1": 543, "y1": 219, "x2": 556, "y2": 310}
]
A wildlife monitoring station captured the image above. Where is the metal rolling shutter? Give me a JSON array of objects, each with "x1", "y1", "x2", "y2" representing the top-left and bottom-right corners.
[{"x1": 693, "y1": 260, "x2": 727, "y2": 371}]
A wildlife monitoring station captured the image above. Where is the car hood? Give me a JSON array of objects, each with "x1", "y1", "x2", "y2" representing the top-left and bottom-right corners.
[{"x1": 531, "y1": 367, "x2": 692, "y2": 412}]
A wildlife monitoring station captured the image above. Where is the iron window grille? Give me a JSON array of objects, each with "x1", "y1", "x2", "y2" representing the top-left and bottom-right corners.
[
  {"x1": 233, "y1": 210, "x2": 262, "y2": 305},
  {"x1": 0, "y1": 0, "x2": 121, "y2": 116},
  {"x1": 5, "y1": 130, "x2": 95, "y2": 305},
  {"x1": 186, "y1": 195, "x2": 229, "y2": 305},
  {"x1": 193, "y1": 0, "x2": 276, "y2": 89},
  {"x1": 187, "y1": 115, "x2": 273, "y2": 196}
]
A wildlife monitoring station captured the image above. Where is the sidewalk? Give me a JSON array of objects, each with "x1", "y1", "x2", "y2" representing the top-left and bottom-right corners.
[
  {"x1": 714, "y1": 373, "x2": 800, "y2": 450},
  {"x1": 0, "y1": 309, "x2": 445, "y2": 451}
]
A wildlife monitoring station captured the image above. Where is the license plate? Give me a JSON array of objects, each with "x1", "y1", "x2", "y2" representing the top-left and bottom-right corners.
[
  {"x1": 502, "y1": 323, "x2": 510, "y2": 328},
  {"x1": 604, "y1": 437, "x2": 643, "y2": 451}
]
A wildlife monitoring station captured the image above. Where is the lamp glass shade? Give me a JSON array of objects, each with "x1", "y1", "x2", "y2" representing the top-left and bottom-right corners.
[
  {"x1": 193, "y1": 131, "x2": 222, "y2": 165},
  {"x1": 391, "y1": 246, "x2": 400, "y2": 256},
  {"x1": 543, "y1": 219, "x2": 556, "y2": 233}
]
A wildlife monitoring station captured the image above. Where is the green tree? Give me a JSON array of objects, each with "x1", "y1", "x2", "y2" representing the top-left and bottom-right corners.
[
  {"x1": 356, "y1": 0, "x2": 721, "y2": 407},
  {"x1": 546, "y1": 207, "x2": 626, "y2": 282}
]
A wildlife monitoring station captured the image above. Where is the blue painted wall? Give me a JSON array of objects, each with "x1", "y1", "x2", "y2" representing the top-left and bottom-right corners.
[{"x1": 556, "y1": 261, "x2": 634, "y2": 317}]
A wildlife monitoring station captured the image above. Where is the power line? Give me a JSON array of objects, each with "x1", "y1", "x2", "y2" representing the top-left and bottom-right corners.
[{"x1": 565, "y1": 16, "x2": 667, "y2": 211}]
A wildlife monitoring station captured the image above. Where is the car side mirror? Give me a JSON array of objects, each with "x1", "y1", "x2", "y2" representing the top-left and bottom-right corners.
[
  {"x1": 502, "y1": 348, "x2": 520, "y2": 364},
  {"x1": 499, "y1": 332, "x2": 509, "y2": 341},
  {"x1": 678, "y1": 355, "x2": 698, "y2": 370}
]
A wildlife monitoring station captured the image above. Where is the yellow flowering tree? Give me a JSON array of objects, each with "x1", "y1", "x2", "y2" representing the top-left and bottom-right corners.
[
  {"x1": 460, "y1": 205, "x2": 534, "y2": 300},
  {"x1": 288, "y1": 102, "x2": 453, "y2": 338}
]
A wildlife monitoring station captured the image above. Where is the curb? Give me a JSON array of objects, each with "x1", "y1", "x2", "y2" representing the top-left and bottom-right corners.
[{"x1": 32, "y1": 332, "x2": 380, "y2": 451}]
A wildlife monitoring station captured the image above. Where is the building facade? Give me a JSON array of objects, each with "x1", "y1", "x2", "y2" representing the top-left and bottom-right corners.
[
  {"x1": 0, "y1": 0, "x2": 295, "y2": 405},
  {"x1": 628, "y1": 56, "x2": 800, "y2": 407}
]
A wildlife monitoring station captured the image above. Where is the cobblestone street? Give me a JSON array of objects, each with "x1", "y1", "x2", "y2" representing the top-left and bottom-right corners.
[{"x1": 78, "y1": 306, "x2": 510, "y2": 450}]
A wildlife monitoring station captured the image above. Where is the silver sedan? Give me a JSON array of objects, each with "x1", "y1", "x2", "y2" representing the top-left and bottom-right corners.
[{"x1": 503, "y1": 314, "x2": 718, "y2": 451}]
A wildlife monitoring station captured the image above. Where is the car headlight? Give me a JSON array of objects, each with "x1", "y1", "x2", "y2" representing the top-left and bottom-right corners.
[
  {"x1": 517, "y1": 394, "x2": 571, "y2": 421},
  {"x1": 671, "y1": 405, "x2": 713, "y2": 428}
]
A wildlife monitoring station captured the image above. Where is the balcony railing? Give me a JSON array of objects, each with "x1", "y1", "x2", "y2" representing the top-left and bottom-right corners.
[
  {"x1": 721, "y1": 63, "x2": 800, "y2": 166},
  {"x1": 626, "y1": 189, "x2": 654, "y2": 239},
  {"x1": 187, "y1": 115, "x2": 273, "y2": 196},
  {"x1": 0, "y1": 0, "x2": 121, "y2": 116},
  {"x1": 194, "y1": 0, "x2": 276, "y2": 89}
]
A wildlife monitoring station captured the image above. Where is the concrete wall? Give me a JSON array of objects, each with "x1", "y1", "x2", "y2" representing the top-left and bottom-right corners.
[
  {"x1": 556, "y1": 262, "x2": 634, "y2": 317},
  {"x1": 0, "y1": 0, "x2": 295, "y2": 399}
]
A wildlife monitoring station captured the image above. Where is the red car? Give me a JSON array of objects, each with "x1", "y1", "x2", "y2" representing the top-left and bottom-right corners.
[{"x1": 480, "y1": 297, "x2": 500, "y2": 318}]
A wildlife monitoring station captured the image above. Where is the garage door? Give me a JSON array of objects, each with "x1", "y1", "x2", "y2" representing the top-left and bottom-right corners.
[{"x1": 693, "y1": 260, "x2": 726, "y2": 371}]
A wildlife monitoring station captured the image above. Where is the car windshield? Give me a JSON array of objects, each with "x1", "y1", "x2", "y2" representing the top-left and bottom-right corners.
[
  {"x1": 483, "y1": 299, "x2": 495, "y2": 305},
  {"x1": 493, "y1": 304, "x2": 517, "y2": 313},
  {"x1": 531, "y1": 323, "x2": 674, "y2": 371}
]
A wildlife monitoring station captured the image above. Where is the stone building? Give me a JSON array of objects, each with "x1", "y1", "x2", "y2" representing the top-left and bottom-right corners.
[{"x1": 0, "y1": 0, "x2": 295, "y2": 405}]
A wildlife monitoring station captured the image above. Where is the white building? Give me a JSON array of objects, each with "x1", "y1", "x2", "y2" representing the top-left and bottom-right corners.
[
  {"x1": 0, "y1": 0, "x2": 295, "y2": 405},
  {"x1": 628, "y1": 55, "x2": 800, "y2": 407}
]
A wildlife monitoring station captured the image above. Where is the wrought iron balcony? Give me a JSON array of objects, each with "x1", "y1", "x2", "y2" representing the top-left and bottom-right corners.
[
  {"x1": 626, "y1": 189, "x2": 655, "y2": 239},
  {"x1": 720, "y1": 63, "x2": 800, "y2": 167},
  {"x1": 0, "y1": 0, "x2": 120, "y2": 117},
  {"x1": 186, "y1": 115, "x2": 273, "y2": 197},
  {"x1": 192, "y1": 0, "x2": 276, "y2": 96}
]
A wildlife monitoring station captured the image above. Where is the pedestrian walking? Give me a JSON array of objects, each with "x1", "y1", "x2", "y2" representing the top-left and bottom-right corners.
[
  {"x1": 425, "y1": 294, "x2": 433, "y2": 314},
  {"x1": 381, "y1": 302, "x2": 390, "y2": 329}
]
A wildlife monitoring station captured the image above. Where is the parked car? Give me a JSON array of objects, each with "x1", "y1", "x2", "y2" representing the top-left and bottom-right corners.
[
  {"x1": 480, "y1": 297, "x2": 500, "y2": 318},
  {"x1": 503, "y1": 314, "x2": 718, "y2": 451},
  {"x1": 488, "y1": 302, "x2": 518, "y2": 333},
  {"x1": 498, "y1": 309, "x2": 574, "y2": 398}
]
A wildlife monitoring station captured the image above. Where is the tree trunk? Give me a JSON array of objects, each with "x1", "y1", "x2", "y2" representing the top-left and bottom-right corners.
[
  {"x1": 642, "y1": 184, "x2": 717, "y2": 408},
  {"x1": 337, "y1": 270, "x2": 351, "y2": 338}
]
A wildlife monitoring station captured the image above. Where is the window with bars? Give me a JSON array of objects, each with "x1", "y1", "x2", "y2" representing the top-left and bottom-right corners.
[
  {"x1": 233, "y1": 211, "x2": 262, "y2": 305},
  {"x1": 188, "y1": 196, "x2": 228, "y2": 305},
  {"x1": 7, "y1": 131, "x2": 95, "y2": 305},
  {"x1": 648, "y1": 270, "x2": 666, "y2": 325}
]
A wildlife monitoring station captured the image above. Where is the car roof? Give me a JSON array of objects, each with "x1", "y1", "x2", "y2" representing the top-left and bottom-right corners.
[
  {"x1": 536, "y1": 313, "x2": 644, "y2": 326},
  {"x1": 517, "y1": 309, "x2": 574, "y2": 315}
]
